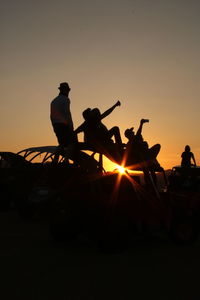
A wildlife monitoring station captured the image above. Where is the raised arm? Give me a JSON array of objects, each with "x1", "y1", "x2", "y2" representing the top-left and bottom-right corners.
[
  {"x1": 191, "y1": 153, "x2": 196, "y2": 166},
  {"x1": 136, "y1": 119, "x2": 149, "y2": 136},
  {"x1": 100, "y1": 100, "x2": 121, "y2": 120}
]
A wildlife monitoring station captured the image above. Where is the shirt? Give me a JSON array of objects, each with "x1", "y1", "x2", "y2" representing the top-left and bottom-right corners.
[{"x1": 50, "y1": 94, "x2": 73, "y2": 130}]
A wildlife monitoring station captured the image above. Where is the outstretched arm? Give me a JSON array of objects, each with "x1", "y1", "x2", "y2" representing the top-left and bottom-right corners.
[
  {"x1": 191, "y1": 153, "x2": 196, "y2": 166},
  {"x1": 75, "y1": 122, "x2": 85, "y2": 134},
  {"x1": 101, "y1": 100, "x2": 121, "y2": 120},
  {"x1": 136, "y1": 119, "x2": 149, "y2": 136}
]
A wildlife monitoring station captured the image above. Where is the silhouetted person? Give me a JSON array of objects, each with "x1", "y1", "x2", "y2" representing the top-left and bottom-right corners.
[
  {"x1": 181, "y1": 145, "x2": 196, "y2": 167},
  {"x1": 124, "y1": 119, "x2": 163, "y2": 187},
  {"x1": 50, "y1": 83, "x2": 101, "y2": 172},
  {"x1": 75, "y1": 101, "x2": 123, "y2": 163},
  {"x1": 50, "y1": 82, "x2": 77, "y2": 148},
  {"x1": 124, "y1": 119, "x2": 161, "y2": 167}
]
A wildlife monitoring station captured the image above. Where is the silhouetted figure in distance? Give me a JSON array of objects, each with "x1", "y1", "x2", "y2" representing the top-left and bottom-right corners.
[{"x1": 181, "y1": 145, "x2": 196, "y2": 167}]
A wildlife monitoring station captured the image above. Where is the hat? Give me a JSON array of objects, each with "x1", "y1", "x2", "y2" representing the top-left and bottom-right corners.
[{"x1": 58, "y1": 82, "x2": 70, "y2": 90}]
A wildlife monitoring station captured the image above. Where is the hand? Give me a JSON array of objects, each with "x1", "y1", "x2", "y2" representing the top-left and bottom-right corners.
[
  {"x1": 141, "y1": 118, "x2": 149, "y2": 124},
  {"x1": 116, "y1": 100, "x2": 121, "y2": 107}
]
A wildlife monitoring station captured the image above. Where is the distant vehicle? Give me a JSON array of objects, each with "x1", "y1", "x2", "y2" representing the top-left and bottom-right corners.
[{"x1": 168, "y1": 165, "x2": 200, "y2": 191}]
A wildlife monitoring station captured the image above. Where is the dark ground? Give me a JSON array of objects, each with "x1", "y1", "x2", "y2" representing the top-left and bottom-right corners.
[{"x1": 1, "y1": 210, "x2": 200, "y2": 300}]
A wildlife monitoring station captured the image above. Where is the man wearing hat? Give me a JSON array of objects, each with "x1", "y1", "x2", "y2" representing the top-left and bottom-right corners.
[{"x1": 50, "y1": 82, "x2": 77, "y2": 147}]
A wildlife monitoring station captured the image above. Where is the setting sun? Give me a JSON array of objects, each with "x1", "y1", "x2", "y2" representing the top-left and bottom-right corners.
[{"x1": 115, "y1": 165, "x2": 126, "y2": 174}]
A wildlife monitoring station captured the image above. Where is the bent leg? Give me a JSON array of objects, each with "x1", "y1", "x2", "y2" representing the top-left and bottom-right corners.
[
  {"x1": 148, "y1": 144, "x2": 161, "y2": 159},
  {"x1": 108, "y1": 126, "x2": 122, "y2": 146}
]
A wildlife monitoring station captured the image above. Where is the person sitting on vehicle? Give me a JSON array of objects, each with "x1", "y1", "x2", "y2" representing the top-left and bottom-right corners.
[
  {"x1": 181, "y1": 145, "x2": 196, "y2": 168},
  {"x1": 75, "y1": 101, "x2": 121, "y2": 142},
  {"x1": 124, "y1": 119, "x2": 161, "y2": 170},
  {"x1": 75, "y1": 101, "x2": 123, "y2": 163}
]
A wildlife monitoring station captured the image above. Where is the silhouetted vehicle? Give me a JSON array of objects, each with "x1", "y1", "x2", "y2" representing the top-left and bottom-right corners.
[
  {"x1": 0, "y1": 144, "x2": 102, "y2": 216},
  {"x1": 0, "y1": 151, "x2": 32, "y2": 211},
  {"x1": 49, "y1": 169, "x2": 169, "y2": 247},
  {"x1": 1, "y1": 146, "x2": 200, "y2": 246},
  {"x1": 169, "y1": 165, "x2": 200, "y2": 191},
  {"x1": 47, "y1": 148, "x2": 200, "y2": 246}
]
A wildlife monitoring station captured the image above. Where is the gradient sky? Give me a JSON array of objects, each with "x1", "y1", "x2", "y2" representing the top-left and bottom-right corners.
[{"x1": 1, "y1": 0, "x2": 200, "y2": 170}]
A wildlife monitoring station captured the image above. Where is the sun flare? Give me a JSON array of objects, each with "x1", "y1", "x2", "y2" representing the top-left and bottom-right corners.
[{"x1": 115, "y1": 165, "x2": 126, "y2": 174}]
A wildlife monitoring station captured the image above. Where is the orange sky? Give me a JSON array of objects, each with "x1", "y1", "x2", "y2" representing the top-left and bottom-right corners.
[{"x1": 1, "y1": 0, "x2": 200, "y2": 171}]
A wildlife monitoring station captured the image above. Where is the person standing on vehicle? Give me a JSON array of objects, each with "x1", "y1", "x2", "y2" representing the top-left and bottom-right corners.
[{"x1": 50, "y1": 82, "x2": 77, "y2": 147}]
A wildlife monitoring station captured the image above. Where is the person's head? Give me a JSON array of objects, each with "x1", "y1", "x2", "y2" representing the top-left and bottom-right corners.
[
  {"x1": 124, "y1": 127, "x2": 134, "y2": 140},
  {"x1": 185, "y1": 145, "x2": 191, "y2": 152},
  {"x1": 91, "y1": 108, "x2": 101, "y2": 121},
  {"x1": 58, "y1": 82, "x2": 71, "y2": 95},
  {"x1": 82, "y1": 108, "x2": 91, "y2": 120}
]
